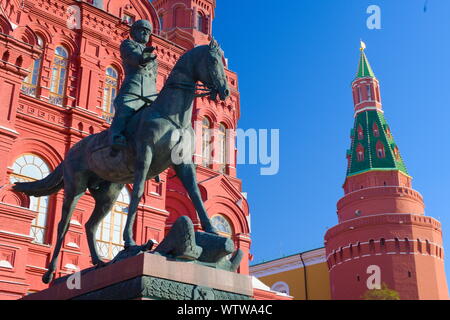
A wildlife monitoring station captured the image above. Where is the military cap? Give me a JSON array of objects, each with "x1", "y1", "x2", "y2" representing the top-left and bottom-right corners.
[{"x1": 131, "y1": 20, "x2": 153, "y2": 33}]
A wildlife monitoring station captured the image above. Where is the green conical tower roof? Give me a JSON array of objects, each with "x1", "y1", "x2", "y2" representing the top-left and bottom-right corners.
[
  {"x1": 346, "y1": 42, "x2": 408, "y2": 177},
  {"x1": 356, "y1": 45, "x2": 375, "y2": 78},
  {"x1": 346, "y1": 110, "x2": 408, "y2": 177}
]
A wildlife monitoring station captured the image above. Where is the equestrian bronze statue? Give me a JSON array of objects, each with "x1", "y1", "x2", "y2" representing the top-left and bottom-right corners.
[{"x1": 13, "y1": 37, "x2": 230, "y2": 284}]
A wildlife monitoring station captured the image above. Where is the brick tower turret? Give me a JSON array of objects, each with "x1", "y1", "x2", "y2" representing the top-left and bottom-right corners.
[
  {"x1": 324, "y1": 43, "x2": 449, "y2": 300},
  {"x1": 152, "y1": 0, "x2": 215, "y2": 49}
]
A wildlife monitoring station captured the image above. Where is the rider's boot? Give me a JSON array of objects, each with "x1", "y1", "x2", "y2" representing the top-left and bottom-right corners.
[{"x1": 109, "y1": 106, "x2": 136, "y2": 151}]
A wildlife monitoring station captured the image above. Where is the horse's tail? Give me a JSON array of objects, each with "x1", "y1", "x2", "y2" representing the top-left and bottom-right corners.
[{"x1": 12, "y1": 163, "x2": 64, "y2": 197}]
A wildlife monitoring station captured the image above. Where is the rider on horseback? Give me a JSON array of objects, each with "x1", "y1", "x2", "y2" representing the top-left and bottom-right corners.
[{"x1": 109, "y1": 19, "x2": 158, "y2": 151}]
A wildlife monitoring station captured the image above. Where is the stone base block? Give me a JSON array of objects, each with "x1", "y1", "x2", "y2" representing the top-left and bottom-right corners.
[{"x1": 23, "y1": 253, "x2": 253, "y2": 300}]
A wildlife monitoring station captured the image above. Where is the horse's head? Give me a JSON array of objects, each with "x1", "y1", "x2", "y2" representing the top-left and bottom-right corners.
[{"x1": 196, "y1": 39, "x2": 230, "y2": 101}]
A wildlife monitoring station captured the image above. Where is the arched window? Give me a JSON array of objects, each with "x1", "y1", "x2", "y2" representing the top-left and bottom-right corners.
[
  {"x1": 373, "y1": 122, "x2": 379, "y2": 137},
  {"x1": 357, "y1": 125, "x2": 364, "y2": 140},
  {"x1": 271, "y1": 281, "x2": 290, "y2": 295},
  {"x1": 21, "y1": 35, "x2": 44, "y2": 97},
  {"x1": 218, "y1": 123, "x2": 227, "y2": 173},
  {"x1": 356, "y1": 143, "x2": 364, "y2": 162},
  {"x1": 393, "y1": 146, "x2": 400, "y2": 160},
  {"x1": 376, "y1": 141, "x2": 385, "y2": 159},
  {"x1": 49, "y1": 46, "x2": 69, "y2": 106},
  {"x1": 95, "y1": 187, "x2": 130, "y2": 260},
  {"x1": 380, "y1": 238, "x2": 386, "y2": 252},
  {"x1": 417, "y1": 239, "x2": 422, "y2": 254},
  {"x1": 211, "y1": 214, "x2": 233, "y2": 237},
  {"x1": 197, "y1": 12, "x2": 204, "y2": 33},
  {"x1": 369, "y1": 239, "x2": 375, "y2": 253},
  {"x1": 385, "y1": 125, "x2": 391, "y2": 138},
  {"x1": 404, "y1": 238, "x2": 410, "y2": 253},
  {"x1": 159, "y1": 14, "x2": 164, "y2": 30},
  {"x1": 426, "y1": 240, "x2": 431, "y2": 255},
  {"x1": 366, "y1": 85, "x2": 372, "y2": 100},
  {"x1": 9, "y1": 154, "x2": 50, "y2": 244},
  {"x1": 202, "y1": 117, "x2": 212, "y2": 167},
  {"x1": 102, "y1": 66, "x2": 119, "y2": 119},
  {"x1": 358, "y1": 87, "x2": 363, "y2": 103}
]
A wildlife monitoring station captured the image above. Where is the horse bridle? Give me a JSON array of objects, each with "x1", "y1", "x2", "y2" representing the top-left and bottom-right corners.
[
  {"x1": 127, "y1": 48, "x2": 224, "y2": 130},
  {"x1": 164, "y1": 82, "x2": 214, "y2": 98},
  {"x1": 166, "y1": 47, "x2": 223, "y2": 99},
  {"x1": 128, "y1": 45, "x2": 224, "y2": 105}
]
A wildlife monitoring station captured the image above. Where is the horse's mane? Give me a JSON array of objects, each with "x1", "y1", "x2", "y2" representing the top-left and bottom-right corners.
[
  {"x1": 124, "y1": 45, "x2": 210, "y2": 133},
  {"x1": 167, "y1": 45, "x2": 209, "y2": 80}
]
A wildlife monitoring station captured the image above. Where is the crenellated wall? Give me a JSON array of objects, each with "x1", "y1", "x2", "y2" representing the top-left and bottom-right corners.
[{"x1": 325, "y1": 213, "x2": 447, "y2": 299}]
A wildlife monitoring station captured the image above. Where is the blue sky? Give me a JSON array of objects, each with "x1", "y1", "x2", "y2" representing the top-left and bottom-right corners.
[{"x1": 212, "y1": 0, "x2": 450, "y2": 280}]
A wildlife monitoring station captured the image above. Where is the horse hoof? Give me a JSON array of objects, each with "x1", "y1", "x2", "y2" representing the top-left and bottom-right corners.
[
  {"x1": 143, "y1": 239, "x2": 157, "y2": 251},
  {"x1": 42, "y1": 271, "x2": 54, "y2": 284}
]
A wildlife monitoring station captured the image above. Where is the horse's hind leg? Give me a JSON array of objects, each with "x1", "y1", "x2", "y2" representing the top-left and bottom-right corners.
[
  {"x1": 85, "y1": 182, "x2": 123, "y2": 266},
  {"x1": 42, "y1": 173, "x2": 88, "y2": 284}
]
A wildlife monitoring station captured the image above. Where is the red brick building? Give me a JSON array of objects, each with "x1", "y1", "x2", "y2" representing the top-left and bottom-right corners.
[{"x1": 0, "y1": 0, "x2": 253, "y2": 299}]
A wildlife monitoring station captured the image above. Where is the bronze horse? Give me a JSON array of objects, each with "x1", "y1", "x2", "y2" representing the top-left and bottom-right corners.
[{"x1": 13, "y1": 39, "x2": 230, "y2": 283}]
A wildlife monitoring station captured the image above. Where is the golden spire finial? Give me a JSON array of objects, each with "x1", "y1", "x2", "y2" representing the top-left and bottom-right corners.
[{"x1": 360, "y1": 40, "x2": 367, "y2": 51}]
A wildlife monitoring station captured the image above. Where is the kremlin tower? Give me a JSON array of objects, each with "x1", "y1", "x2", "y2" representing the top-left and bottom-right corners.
[{"x1": 324, "y1": 43, "x2": 449, "y2": 300}]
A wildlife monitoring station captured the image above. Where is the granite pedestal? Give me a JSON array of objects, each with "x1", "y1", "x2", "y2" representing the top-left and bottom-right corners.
[{"x1": 23, "y1": 253, "x2": 253, "y2": 300}]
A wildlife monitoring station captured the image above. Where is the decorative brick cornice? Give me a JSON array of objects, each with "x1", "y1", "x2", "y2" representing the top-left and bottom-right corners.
[
  {"x1": 0, "y1": 33, "x2": 42, "y2": 79},
  {"x1": 326, "y1": 237, "x2": 445, "y2": 271},
  {"x1": 325, "y1": 213, "x2": 442, "y2": 241},
  {"x1": 0, "y1": 202, "x2": 36, "y2": 223}
]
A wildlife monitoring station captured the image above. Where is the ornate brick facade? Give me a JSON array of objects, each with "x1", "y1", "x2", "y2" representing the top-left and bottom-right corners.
[{"x1": 0, "y1": 0, "x2": 250, "y2": 299}]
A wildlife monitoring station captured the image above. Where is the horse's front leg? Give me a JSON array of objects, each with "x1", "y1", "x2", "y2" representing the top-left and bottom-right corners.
[
  {"x1": 173, "y1": 163, "x2": 218, "y2": 235},
  {"x1": 123, "y1": 144, "x2": 153, "y2": 248}
]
